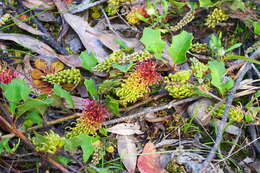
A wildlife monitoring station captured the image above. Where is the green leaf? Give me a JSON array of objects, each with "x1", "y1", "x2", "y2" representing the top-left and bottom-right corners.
[
  {"x1": 225, "y1": 43, "x2": 242, "y2": 53},
  {"x1": 199, "y1": 0, "x2": 214, "y2": 8},
  {"x1": 0, "y1": 138, "x2": 11, "y2": 154},
  {"x1": 53, "y1": 84, "x2": 74, "y2": 107},
  {"x1": 55, "y1": 156, "x2": 72, "y2": 166},
  {"x1": 244, "y1": 114, "x2": 254, "y2": 123},
  {"x1": 224, "y1": 55, "x2": 260, "y2": 65},
  {"x1": 228, "y1": 0, "x2": 245, "y2": 11},
  {"x1": 208, "y1": 60, "x2": 234, "y2": 96},
  {"x1": 253, "y1": 22, "x2": 260, "y2": 36},
  {"x1": 106, "y1": 97, "x2": 120, "y2": 115},
  {"x1": 26, "y1": 111, "x2": 42, "y2": 126},
  {"x1": 3, "y1": 78, "x2": 31, "y2": 114},
  {"x1": 112, "y1": 63, "x2": 134, "y2": 73},
  {"x1": 140, "y1": 28, "x2": 166, "y2": 58},
  {"x1": 84, "y1": 79, "x2": 98, "y2": 100},
  {"x1": 64, "y1": 134, "x2": 98, "y2": 162},
  {"x1": 114, "y1": 40, "x2": 128, "y2": 49},
  {"x1": 99, "y1": 128, "x2": 108, "y2": 136},
  {"x1": 167, "y1": 31, "x2": 193, "y2": 63},
  {"x1": 23, "y1": 119, "x2": 33, "y2": 129},
  {"x1": 256, "y1": 90, "x2": 260, "y2": 97},
  {"x1": 80, "y1": 50, "x2": 98, "y2": 72},
  {"x1": 16, "y1": 99, "x2": 48, "y2": 117}
]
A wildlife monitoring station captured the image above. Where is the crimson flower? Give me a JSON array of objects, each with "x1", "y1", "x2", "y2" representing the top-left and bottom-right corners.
[
  {"x1": 82, "y1": 99, "x2": 108, "y2": 124},
  {"x1": 0, "y1": 69, "x2": 18, "y2": 84},
  {"x1": 136, "y1": 60, "x2": 161, "y2": 85}
]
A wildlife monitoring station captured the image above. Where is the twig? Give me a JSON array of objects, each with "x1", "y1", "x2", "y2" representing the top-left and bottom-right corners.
[
  {"x1": 1, "y1": 114, "x2": 81, "y2": 139},
  {"x1": 99, "y1": 7, "x2": 121, "y2": 38},
  {"x1": 251, "y1": 63, "x2": 260, "y2": 78},
  {"x1": 69, "y1": 0, "x2": 108, "y2": 14},
  {"x1": 119, "y1": 93, "x2": 167, "y2": 112},
  {"x1": 201, "y1": 49, "x2": 260, "y2": 171},
  {"x1": 0, "y1": 158, "x2": 21, "y2": 173},
  {"x1": 103, "y1": 96, "x2": 201, "y2": 126}
]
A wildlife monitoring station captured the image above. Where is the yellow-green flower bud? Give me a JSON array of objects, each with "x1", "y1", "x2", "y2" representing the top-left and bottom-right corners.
[
  {"x1": 94, "y1": 50, "x2": 153, "y2": 72},
  {"x1": 171, "y1": 10, "x2": 195, "y2": 32},
  {"x1": 164, "y1": 71, "x2": 196, "y2": 98},
  {"x1": 190, "y1": 57, "x2": 209, "y2": 80},
  {"x1": 190, "y1": 43, "x2": 208, "y2": 54},
  {"x1": 43, "y1": 68, "x2": 81, "y2": 85},
  {"x1": 31, "y1": 131, "x2": 65, "y2": 154},
  {"x1": 207, "y1": 104, "x2": 245, "y2": 123},
  {"x1": 205, "y1": 8, "x2": 228, "y2": 28}
]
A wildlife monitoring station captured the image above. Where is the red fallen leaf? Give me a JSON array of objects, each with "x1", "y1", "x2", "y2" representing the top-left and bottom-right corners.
[{"x1": 137, "y1": 142, "x2": 167, "y2": 173}]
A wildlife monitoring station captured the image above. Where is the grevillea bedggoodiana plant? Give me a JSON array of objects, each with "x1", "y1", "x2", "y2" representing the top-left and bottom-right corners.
[
  {"x1": 205, "y1": 8, "x2": 228, "y2": 28},
  {"x1": 190, "y1": 42, "x2": 208, "y2": 54},
  {"x1": 164, "y1": 70, "x2": 196, "y2": 99},
  {"x1": 43, "y1": 68, "x2": 81, "y2": 87},
  {"x1": 94, "y1": 50, "x2": 153, "y2": 72},
  {"x1": 31, "y1": 59, "x2": 81, "y2": 92},
  {"x1": 126, "y1": 6, "x2": 148, "y2": 25},
  {"x1": 207, "y1": 104, "x2": 245, "y2": 123},
  {"x1": 0, "y1": 68, "x2": 18, "y2": 84},
  {"x1": 31, "y1": 130, "x2": 65, "y2": 154},
  {"x1": 116, "y1": 60, "x2": 161, "y2": 105},
  {"x1": 190, "y1": 57, "x2": 209, "y2": 81},
  {"x1": 171, "y1": 10, "x2": 195, "y2": 32},
  {"x1": 66, "y1": 99, "x2": 108, "y2": 138},
  {"x1": 0, "y1": 61, "x2": 18, "y2": 84}
]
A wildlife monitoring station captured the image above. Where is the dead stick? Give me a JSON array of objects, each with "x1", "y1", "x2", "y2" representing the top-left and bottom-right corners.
[
  {"x1": 201, "y1": 49, "x2": 260, "y2": 171},
  {"x1": 104, "y1": 96, "x2": 201, "y2": 126},
  {"x1": 119, "y1": 93, "x2": 167, "y2": 112},
  {"x1": 1, "y1": 114, "x2": 81, "y2": 139}
]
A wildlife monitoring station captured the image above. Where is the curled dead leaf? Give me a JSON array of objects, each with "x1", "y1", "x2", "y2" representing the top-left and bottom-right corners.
[
  {"x1": 13, "y1": 18, "x2": 46, "y2": 36},
  {"x1": 117, "y1": 135, "x2": 137, "y2": 173},
  {"x1": 107, "y1": 123, "x2": 143, "y2": 135},
  {"x1": 22, "y1": 0, "x2": 54, "y2": 10},
  {"x1": 51, "y1": 61, "x2": 65, "y2": 73},
  {"x1": 0, "y1": 33, "x2": 57, "y2": 57},
  {"x1": 31, "y1": 69, "x2": 45, "y2": 80},
  {"x1": 35, "y1": 59, "x2": 48, "y2": 72}
]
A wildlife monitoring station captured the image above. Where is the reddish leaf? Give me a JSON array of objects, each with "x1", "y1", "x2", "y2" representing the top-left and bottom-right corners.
[
  {"x1": 31, "y1": 69, "x2": 45, "y2": 80},
  {"x1": 137, "y1": 142, "x2": 166, "y2": 173},
  {"x1": 51, "y1": 61, "x2": 64, "y2": 73},
  {"x1": 35, "y1": 59, "x2": 48, "y2": 72},
  {"x1": 33, "y1": 80, "x2": 50, "y2": 88}
]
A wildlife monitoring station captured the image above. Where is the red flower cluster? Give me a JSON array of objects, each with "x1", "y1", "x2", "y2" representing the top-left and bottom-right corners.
[
  {"x1": 0, "y1": 69, "x2": 17, "y2": 84},
  {"x1": 82, "y1": 99, "x2": 108, "y2": 124},
  {"x1": 136, "y1": 60, "x2": 161, "y2": 85}
]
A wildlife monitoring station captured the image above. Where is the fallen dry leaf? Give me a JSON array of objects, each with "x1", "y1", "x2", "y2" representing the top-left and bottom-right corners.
[
  {"x1": 117, "y1": 135, "x2": 137, "y2": 173},
  {"x1": 57, "y1": 54, "x2": 82, "y2": 67},
  {"x1": 53, "y1": 0, "x2": 139, "y2": 62},
  {"x1": 22, "y1": 0, "x2": 54, "y2": 9},
  {"x1": 13, "y1": 18, "x2": 46, "y2": 36},
  {"x1": 137, "y1": 142, "x2": 167, "y2": 173},
  {"x1": 53, "y1": 0, "x2": 108, "y2": 62},
  {"x1": 0, "y1": 33, "x2": 57, "y2": 57},
  {"x1": 107, "y1": 123, "x2": 143, "y2": 135}
]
